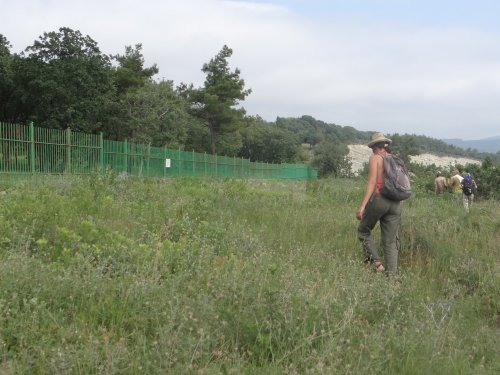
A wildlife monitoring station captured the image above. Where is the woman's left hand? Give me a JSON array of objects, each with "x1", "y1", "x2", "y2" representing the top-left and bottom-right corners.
[{"x1": 356, "y1": 207, "x2": 364, "y2": 221}]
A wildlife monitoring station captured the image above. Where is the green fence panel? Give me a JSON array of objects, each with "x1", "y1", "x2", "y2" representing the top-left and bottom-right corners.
[
  {"x1": 104, "y1": 139, "x2": 127, "y2": 174},
  {"x1": 0, "y1": 122, "x2": 317, "y2": 180},
  {"x1": 35, "y1": 126, "x2": 66, "y2": 173},
  {"x1": 0, "y1": 122, "x2": 30, "y2": 173},
  {"x1": 69, "y1": 130, "x2": 100, "y2": 174}
]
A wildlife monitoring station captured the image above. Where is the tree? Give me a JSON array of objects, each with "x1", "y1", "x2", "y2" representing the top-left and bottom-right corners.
[
  {"x1": 20, "y1": 27, "x2": 114, "y2": 133},
  {"x1": 312, "y1": 141, "x2": 352, "y2": 177},
  {"x1": 105, "y1": 44, "x2": 161, "y2": 140},
  {"x1": 0, "y1": 34, "x2": 15, "y2": 121},
  {"x1": 114, "y1": 80, "x2": 195, "y2": 147},
  {"x1": 276, "y1": 116, "x2": 322, "y2": 146},
  {"x1": 188, "y1": 45, "x2": 251, "y2": 154},
  {"x1": 112, "y1": 44, "x2": 159, "y2": 96},
  {"x1": 239, "y1": 117, "x2": 302, "y2": 163},
  {"x1": 390, "y1": 134, "x2": 419, "y2": 164}
]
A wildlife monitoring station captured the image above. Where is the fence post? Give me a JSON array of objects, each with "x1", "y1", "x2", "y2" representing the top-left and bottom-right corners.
[
  {"x1": 29, "y1": 122, "x2": 35, "y2": 174},
  {"x1": 124, "y1": 139, "x2": 128, "y2": 174},
  {"x1": 178, "y1": 147, "x2": 181, "y2": 176},
  {"x1": 99, "y1": 132, "x2": 104, "y2": 174},
  {"x1": 192, "y1": 149, "x2": 195, "y2": 176},
  {"x1": 215, "y1": 154, "x2": 218, "y2": 178},
  {"x1": 65, "y1": 127, "x2": 71, "y2": 174},
  {"x1": 204, "y1": 152, "x2": 207, "y2": 177},
  {"x1": 163, "y1": 146, "x2": 166, "y2": 178},
  {"x1": 147, "y1": 143, "x2": 151, "y2": 177}
]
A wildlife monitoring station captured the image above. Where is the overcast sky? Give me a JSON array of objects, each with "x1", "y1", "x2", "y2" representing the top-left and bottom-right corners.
[{"x1": 3, "y1": 0, "x2": 500, "y2": 140}]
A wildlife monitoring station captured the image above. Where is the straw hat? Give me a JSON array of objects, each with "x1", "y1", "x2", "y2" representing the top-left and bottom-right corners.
[{"x1": 367, "y1": 132, "x2": 392, "y2": 148}]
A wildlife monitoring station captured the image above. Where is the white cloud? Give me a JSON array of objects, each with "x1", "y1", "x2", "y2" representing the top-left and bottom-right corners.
[{"x1": 222, "y1": 0, "x2": 289, "y2": 13}]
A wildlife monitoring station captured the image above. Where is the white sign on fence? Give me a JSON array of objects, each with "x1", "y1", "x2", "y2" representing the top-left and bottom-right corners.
[{"x1": 165, "y1": 159, "x2": 171, "y2": 168}]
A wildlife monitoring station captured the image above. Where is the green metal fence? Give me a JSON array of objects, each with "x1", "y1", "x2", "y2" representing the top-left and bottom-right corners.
[{"x1": 0, "y1": 122, "x2": 317, "y2": 179}]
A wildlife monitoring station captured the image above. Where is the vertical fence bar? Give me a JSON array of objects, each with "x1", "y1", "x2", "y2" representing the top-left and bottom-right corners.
[
  {"x1": 0, "y1": 122, "x2": 317, "y2": 180},
  {"x1": 178, "y1": 148, "x2": 181, "y2": 176},
  {"x1": 163, "y1": 146, "x2": 166, "y2": 178},
  {"x1": 29, "y1": 122, "x2": 35, "y2": 174},
  {"x1": 99, "y1": 132, "x2": 104, "y2": 173},
  {"x1": 204, "y1": 152, "x2": 207, "y2": 177},
  {"x1": 65, "y1": 127, "x2": 71, "y2": 174},
  {"x1": 192, "y1": 149, "x2": 195, "y2": 176},
  {"x1": 123, "y1": 139, "x2": 128, "y2": 174},
  {"x1": 147, "y1": 143, "x2": 151, "y2": 177}
]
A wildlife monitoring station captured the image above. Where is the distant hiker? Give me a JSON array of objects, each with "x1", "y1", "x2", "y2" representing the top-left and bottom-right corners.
[
  {"x1": 356, "y1": 132, "x2": 406, "y2": 275},
  {"x1": 434, "y1": 171, "x2": 448, "y2": 194},
  {"x1": 449, "y1": 169, "x2": 463, "y2": 193},
  {"x1": 461, "y1": 173, "x2": 478, "y2": 213}
]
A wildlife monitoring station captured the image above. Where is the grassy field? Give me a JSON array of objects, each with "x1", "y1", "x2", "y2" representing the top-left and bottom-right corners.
[{"x1": 0, "y1": 174, "x2": 498, "y2": 374}]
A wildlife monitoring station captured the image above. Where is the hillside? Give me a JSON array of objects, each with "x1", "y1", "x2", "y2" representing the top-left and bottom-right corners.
[
  {"x1": 442, "y1": 136, "x2": 500, "y2": 153},
  {"x1": 348, "y1": 144, "x2": 482, "y2": 174}
]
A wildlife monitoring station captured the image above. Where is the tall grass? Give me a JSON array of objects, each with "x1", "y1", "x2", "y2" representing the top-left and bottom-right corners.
[{"x1": 0, "y1": 174, "x2": 498, "y2": 374}]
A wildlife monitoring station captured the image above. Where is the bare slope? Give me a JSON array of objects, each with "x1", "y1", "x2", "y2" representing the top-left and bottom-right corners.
[{"x1": 348, "y1": 144, "x2": 481, "y2": 174}]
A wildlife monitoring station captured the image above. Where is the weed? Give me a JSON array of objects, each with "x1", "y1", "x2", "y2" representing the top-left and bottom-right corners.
[{"x1": 0, "y1": 177, "x2": 498, "y2": 373}]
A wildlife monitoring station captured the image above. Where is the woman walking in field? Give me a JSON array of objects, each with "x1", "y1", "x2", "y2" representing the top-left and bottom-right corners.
[{"x1": 356, "y1": 132, "x2": 402, "y2": 274}]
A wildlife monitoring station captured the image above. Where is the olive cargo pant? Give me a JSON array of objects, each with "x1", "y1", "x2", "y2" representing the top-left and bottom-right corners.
[{"x1": 358, "y1": 193, "x2": 402, "y2": 274}]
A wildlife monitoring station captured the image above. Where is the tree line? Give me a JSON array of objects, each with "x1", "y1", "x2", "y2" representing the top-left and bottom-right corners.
[{"x1": 1, "y1": 27, "x2": 498, "y2": 178}]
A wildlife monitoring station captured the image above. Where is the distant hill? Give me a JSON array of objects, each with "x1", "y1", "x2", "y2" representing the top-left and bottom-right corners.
[{"x1": 441, "y1": 136, "x2": 500, "y2": 153}]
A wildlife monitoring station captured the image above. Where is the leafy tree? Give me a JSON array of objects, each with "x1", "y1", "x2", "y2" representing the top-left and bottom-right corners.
[
  {"x1": 312, "y1": 141, "x2": 352, "y2": 177},
  {"x1": 113, "y1": 80, "x2": 196, "y2": 148},
  {"x1": 390, "y1": 134, "x2": 419, "y2": 164},
  {"x1": 183, "y1": 119, "x2": 211, "y2": 153},
  {"x1": 217, "y1": 131, "x2": 244, "y2": 157},
  {"x1": 456, "y1": 158, "x2": 500, "y2": 199},
  {"x1": 275, "y1": 116, "x2": 371, "y2": 146},
  {"x1": 105, "y1": 44, "x2": 161, "y2": 141},
  {"x1": 112, "y1": 44, "x2": 159, "y2": 96},
  {"x1": 239, "y1": 117, "x2": 301, "y2": 162},
  {"x1": 20, "y1": 27, "x2": 115, "y2": 133},
  {"x1": 0, "y1": 34, "x2": 16, "y2": 121},
  {"x1": 298, "y1": 116, "x2": 329, "y2": 145},
  {"x1": 276, "y1": 116, "x2": 322, "y2": 146},
  {"x1": 0, "y1": 35, "x2": 9, "y2": 56},
  {"x1": 187, "y1": 45, "x2": 251, "y2": 154}
]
